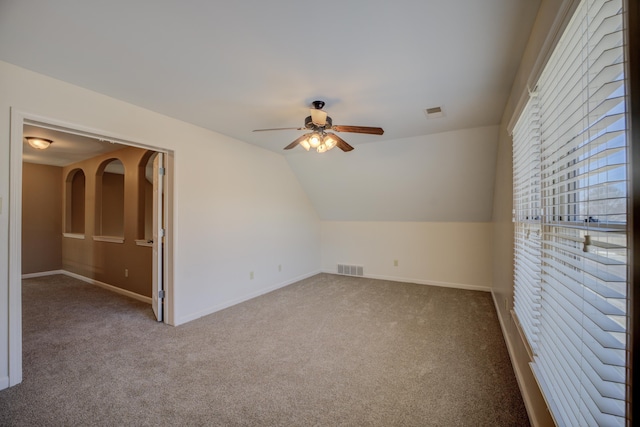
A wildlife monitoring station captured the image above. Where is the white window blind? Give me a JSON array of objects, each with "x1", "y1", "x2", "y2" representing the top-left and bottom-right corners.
[
  {"x1": 511, "y1": 0, "x2": 628, "y2": 425},
  {"x1": 512, "y1": 96, "x2": 542, "y2": 353}
]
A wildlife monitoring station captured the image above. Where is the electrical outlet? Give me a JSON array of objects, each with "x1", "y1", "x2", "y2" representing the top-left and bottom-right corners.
[
  {"x1": 250, "y1": 271, "x2": 254, "y2": 280},
  {"x1": 125, "y1": 268, "x2": 129, "y2": 278},
  {"x1": 394, "y1": 259, "x2": 398, "y2": 267}
]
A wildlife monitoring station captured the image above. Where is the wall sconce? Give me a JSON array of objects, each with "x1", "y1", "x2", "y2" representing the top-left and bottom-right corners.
[{"x1": 25, "y1": 137, "x2": 53, "y2": 150}]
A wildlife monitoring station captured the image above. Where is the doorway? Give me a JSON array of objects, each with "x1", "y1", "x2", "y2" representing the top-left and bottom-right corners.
[{"x1": 8, "y1": 110, "x2": 173, "y2": 387}]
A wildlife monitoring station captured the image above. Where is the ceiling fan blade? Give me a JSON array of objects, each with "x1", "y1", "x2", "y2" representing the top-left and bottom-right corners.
[
  {"x1": 328, "y1": 133, "x2": 354, "y2": 152},
  {"x1": 253, "y1": 127, "x2": 305, "y2": 132},
  {"x1": 283, "y1": 133, "x2": 311, "y2": 150},
  {"x1": 331, "y1": 125, "x2": 384, "y2": 135}
]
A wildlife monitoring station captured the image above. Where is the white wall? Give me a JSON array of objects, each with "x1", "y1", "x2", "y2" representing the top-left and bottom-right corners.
[
  {"x1": 286, "y1": 126, "x2": 499, "y2": 222},
  {"x1": 322, "y1": 221, "x2": 492, "y2": 291},
  {"x1": 0, "y1": 61, "x2": 321, "y2": 388}
]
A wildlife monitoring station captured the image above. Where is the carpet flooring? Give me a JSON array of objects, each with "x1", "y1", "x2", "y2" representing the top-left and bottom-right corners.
[{"x1": 0, "y1": 273, "x2": 529, "y2": 426}]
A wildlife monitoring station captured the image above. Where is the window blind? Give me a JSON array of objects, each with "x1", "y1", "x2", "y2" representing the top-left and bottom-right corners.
[
  {"x1": 512, "y1": 96, "x2": 542, "y2": 353},
  {"x1": 511, "y1": 0, "x2": 628, "y2": 425}
]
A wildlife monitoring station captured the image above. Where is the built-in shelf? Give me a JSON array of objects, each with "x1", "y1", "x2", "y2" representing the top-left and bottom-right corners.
[
  {"x1": 93, "y1": 236, "x2": 124, "y2": 244},
  {"x1": 63, "y1": 233, "x2": 85, "y2": 240}
]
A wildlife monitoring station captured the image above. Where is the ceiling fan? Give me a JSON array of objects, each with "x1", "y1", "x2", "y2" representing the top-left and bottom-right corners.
[{"x1": 253, "y1": 100, "x2": 384, "y2": 153}]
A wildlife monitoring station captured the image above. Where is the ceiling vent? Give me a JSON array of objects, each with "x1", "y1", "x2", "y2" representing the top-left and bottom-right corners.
[{"x1": 424, "y1": 106, "x2": 445, "y2": 119}]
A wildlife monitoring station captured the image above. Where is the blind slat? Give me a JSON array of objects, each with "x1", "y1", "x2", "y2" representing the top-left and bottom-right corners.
[{"x1": 511, "y1": 1, "x2": 628, "y2": 424}]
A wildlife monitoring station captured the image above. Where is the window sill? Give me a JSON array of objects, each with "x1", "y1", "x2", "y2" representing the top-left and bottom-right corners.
[
  {"x1": 93, "y1": 236, "x2": 124, "y2": 244},
  {"x1": 135, "y1": 239, "x2": 153, "y2": 247},
  {"x1": 511, "y1": 310, "x2": 535, "y2": 362},
  {"x1": 63, "y1": 233, "x2": 85, "y2": 240}
]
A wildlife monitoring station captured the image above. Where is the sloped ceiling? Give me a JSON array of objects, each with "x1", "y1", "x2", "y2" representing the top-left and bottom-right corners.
[
  {"x1": 289, "y1": 126, "x2": 500, "y2": 221},
  {"x1": 0, "y1": 0, "x2": 540, "y2": 221}
]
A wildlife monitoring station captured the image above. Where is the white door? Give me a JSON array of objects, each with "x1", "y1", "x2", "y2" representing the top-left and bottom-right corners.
[{"x1": 152, "y1": 153, "x2": 164, "y2": 322}]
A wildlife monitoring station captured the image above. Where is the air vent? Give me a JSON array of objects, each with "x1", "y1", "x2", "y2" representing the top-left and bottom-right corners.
[
  {"x1": 337, "y1": 264, "x2": 364, "y2": 277},
  {"x1": 424, "y1": 106, "x2": 445, "y2": 119}
]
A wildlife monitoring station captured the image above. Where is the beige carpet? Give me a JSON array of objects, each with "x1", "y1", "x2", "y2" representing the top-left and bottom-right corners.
[{"x1": 0, "y1": 273, "x2": 529, "y2": 426}]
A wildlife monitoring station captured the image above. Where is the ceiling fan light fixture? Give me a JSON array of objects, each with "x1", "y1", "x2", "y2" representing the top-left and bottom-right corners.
[
  {"x1": 256, "y1": 100, "x2": 383, "y2": 153},
  {"x1": 323, "y1": 135, "x2": 337, "y2": 150},
  {"x1": 26, "y1": 137, "x2": 53, "y2": 150},
  {"x1": 308, "y1": 132, "x2": 322, "y2": 148},
  {"x1": 300, "y1": 138, "x2": 311, "y2": 151}
]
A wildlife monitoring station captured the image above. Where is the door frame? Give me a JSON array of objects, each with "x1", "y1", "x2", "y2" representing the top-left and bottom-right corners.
[{"x1": 8, "y1": 108, "x2": 174, "y2": 387}]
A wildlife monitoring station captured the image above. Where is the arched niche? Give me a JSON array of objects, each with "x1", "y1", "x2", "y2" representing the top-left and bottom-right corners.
[
  {"x1": 95, "y1": 158, "x2": 125, "y2": 238},
  {"x1": 137, "y1": 151, "x2": 157, "y2": 242},
  {"x1": 64, "y1": 168, "x2": 85, "y2": 234}
]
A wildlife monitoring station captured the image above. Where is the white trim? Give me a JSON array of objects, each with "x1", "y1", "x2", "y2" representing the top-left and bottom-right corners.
[
  {"x1": 23, "y1": 115, "x2": 170, "y2": 154},
  {"x1": 327, "y1": 271, "x2": 492, "y2": 293},
  {"x1": 63, "y1": 233, "x2": 85, "y2": 240},
  {"x1": 93, "y1": 235, "x2": 124, "y2": 244},
  {"x1": 60, "y1": 270, "x2": 152, "y2": 304},
  {"x1": 176, "y1": 270, "x2": 322, "y2": 325},
  {"x1": 491, "y1": 291, "x2": 543, "y2": 427},
  {"x1": 21, "y1": 270, "x2": 66, "y2": 279},
  {"x1": 0, "y1": 376, "x2": 8, "y2": 390},
  {"x1": 8, "y1": 108, "x2": 23, "y2": 387}
]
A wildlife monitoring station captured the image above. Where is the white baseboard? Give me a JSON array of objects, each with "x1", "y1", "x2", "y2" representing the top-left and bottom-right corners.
[
  {"x1": 0, "y1": 376, "x2": 9, "y2": 391},
  {"x1": 21, "y1": 270, "x2": 66, "y2": 279},
  {"x1": 176, "y1": 270, "x2": 322, "y2": 325},
  {"x1": 325, "y1": 271, "x2": 492, "y2": 293},
  {"x1": 22, "y1": 270, "x2": 152, "y2": 305}
]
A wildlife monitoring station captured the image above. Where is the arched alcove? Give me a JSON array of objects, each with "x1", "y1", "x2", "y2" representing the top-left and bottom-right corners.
[
  {"x1": 95, "y1": 158, "x2": 125, "y2": 238},
  {"x1": 64, "y1": 168, "x2": 85, "y2": 234},
  {"x1": 138, "y1": 151, "x2": 156, "y2": 242}
]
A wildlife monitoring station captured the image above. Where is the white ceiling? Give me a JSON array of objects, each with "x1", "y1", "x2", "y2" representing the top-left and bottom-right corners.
[{"x1": 0, "y1": 0, "x2": 541, "y2": 221}]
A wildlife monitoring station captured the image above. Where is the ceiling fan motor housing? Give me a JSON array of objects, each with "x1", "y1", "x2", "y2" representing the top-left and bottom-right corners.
[
  {"x1": 305, "y1": 115, "x2": 332, "y2": 130},
  {"x1": 311, "y1": 100, "x2": 325, "y2": 110}
]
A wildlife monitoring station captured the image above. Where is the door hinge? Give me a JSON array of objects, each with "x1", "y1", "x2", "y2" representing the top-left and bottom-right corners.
[
  {"x1": 158, "y1": 290, "x2": 165, "y2": 299},
  {"x1": 160, "y1": 228, "x2": 165, "y2": 237},
  {"x1": 159, "y1": 167, "x2": 166, "y2": 176}
]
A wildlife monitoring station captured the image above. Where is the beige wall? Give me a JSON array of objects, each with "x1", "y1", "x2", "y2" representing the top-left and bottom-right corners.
[
  {"x1": 21, "y1": 162, "x2": 63, "y2": 274},
  {"x1": 67, "y1": 170, "x2": 85, "y2": 234},
  {"x1": 322, "y1": 222, "x2": 493, "y2": 291},
  {"x1": 62, "y1": 146, "x2": 153, "y2": 297},
  {"x1": 101, "y1": 171, "x2": 125, "y2": 237},
  {"x1": 492, "y1": 0, "x2": 574, "y2": 425}
]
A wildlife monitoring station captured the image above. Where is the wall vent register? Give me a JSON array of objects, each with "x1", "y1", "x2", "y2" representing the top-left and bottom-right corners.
[{"x1": 337, "y1": 264, "x2": 364, "y2": 277}]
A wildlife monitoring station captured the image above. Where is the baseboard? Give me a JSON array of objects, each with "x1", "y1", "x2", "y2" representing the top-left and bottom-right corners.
[
  {"x1": 324, "y1": 271, "x2": 492, "y2": 293},
  {"x1": 176, "y1": 270, "x2": 322, "y2": 325},
  {"x1": 23, "y1": 270, "x2": 152, "y2": 305},
  {"x1": 491, "y1": 291, "x2": 541, "y2": 427},
  {"x1": 21, "y1": 270, "x2": 66, "y2": 279},
  {"x1": 61, "y1": 271, "x2": 152, "y2": 305},
  {"x1": 0, "y1": 376, "x2": 9, "y2": 391}
]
